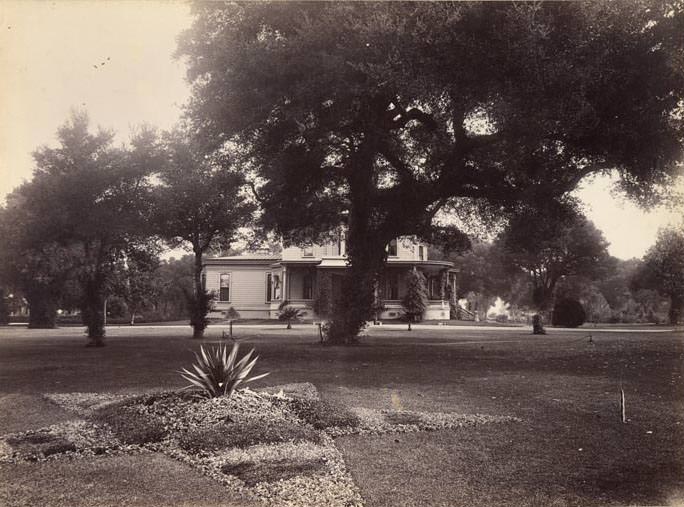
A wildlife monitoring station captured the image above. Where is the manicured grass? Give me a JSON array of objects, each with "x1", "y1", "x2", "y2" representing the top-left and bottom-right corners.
[
  {"x1": 0, "y1": 324, "x2": 682, "y2": 506},
  {"x1": 0, "y1": 452, "x2": 261, "y2": 507}
]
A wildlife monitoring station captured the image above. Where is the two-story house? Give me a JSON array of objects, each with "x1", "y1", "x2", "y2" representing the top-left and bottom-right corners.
[{"x1": 203, "y1": 237, "x2": 458, "y2": 321}]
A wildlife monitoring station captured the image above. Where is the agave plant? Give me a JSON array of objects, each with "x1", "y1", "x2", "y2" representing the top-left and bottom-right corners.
[{"x1": 180, "y1": 343, "x2": 269, "y2": 398}]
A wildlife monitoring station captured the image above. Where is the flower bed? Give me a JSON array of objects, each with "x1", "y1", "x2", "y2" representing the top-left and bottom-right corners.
[{"x1": 0, "y1": 383, "x2": 521, "y2": 507}]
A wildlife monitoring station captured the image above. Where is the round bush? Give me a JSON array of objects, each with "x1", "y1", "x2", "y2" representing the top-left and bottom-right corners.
[{"x1": 552, "y1": 298, "x2": 586, "y2": 328}]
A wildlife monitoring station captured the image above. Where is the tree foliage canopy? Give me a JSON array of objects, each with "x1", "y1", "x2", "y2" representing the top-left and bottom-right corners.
[
  {"x1": 497, "y1": 206, "x2": 611, "y2": 310},
  {"x1": 178, "y1": 1, "x2": 684, "y2": 340},
  {"x1": 634, "y1": 226, "x2": 684, "y2": 324},
  {"x1": 0, "y1": 112, "x2": 160, "y2": 338},
  {"x1": 179, "y1": 1, "x2": 683, "y2": 233}
]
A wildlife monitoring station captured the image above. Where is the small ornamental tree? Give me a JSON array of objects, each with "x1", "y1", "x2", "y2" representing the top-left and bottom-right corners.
[
  {"x1": 278, "y1": 300, "x2": 303, "y2": 329},
  {"x1": 402, "y1": 268, "x2": 428, "y2": 328},
  {"x1": 185, "y1": 289, "x2": 215, "y2": 335}
]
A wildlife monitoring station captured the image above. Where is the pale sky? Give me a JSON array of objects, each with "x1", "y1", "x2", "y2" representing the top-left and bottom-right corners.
[{"x1": 1, "y1": 1, "x2": 682, "y2": 260}]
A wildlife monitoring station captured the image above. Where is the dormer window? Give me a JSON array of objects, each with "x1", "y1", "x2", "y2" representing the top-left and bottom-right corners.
[
  {"x1": 303, "y1": 245, "x2": 314, "y2": 257},
  {"x1": 387, "y1": 239, "x2": 397, "y2": 257}
]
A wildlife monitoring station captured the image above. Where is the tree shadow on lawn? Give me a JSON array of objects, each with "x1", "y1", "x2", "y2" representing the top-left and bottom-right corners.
[{"x1": 337, "y1": 410, "x2": 684, "y2": 507}]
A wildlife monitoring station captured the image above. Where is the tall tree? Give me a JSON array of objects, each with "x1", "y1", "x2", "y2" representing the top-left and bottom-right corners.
[
  {"x1": 0, "y1": 187, "x2": 82, "y2": 328},
  {"x1": 633, "y1": 226, "x2": 684, "y2": 324},
  {"x1": 179, "y1": 2, "x2": 684, "y2": 343},
  {"x1": 2, "y1": 112, "x2": 160, "y2": 343},
  {"x1": 497, "y1": 206, "x2": 611, "y2": 331},
  {"x1": 155, "y1": 128, "x2": 254, "y2": 339}
]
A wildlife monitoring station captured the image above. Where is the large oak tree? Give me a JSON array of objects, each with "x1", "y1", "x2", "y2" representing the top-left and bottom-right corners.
[
  {"x1": 0, "y1": 112, "x2": 160, "y2": 343},
  {"x1": 178, "y1": 2, "x2": 684, "y2": 343}
]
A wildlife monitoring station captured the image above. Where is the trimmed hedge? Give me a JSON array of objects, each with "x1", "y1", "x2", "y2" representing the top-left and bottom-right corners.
[{"x1": 552, "y1": 298, "x2": 586, "y2": 328}]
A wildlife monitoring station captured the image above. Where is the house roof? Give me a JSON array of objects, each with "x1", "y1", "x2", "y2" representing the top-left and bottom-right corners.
[
  {"x1": 205, "y1": 253, "x2": 457, "y2": 271},
  {"x1": 203, "y1": 254, "x2": 280, "y2": 267}
]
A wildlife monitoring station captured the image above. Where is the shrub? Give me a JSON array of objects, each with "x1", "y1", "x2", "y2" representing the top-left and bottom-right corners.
[
  {"x1": 185, "y1": 289, "x2": 215, "y2": 338},
  {"x1": 552, "y1": 298, "x2": 587, "y2": 328},
  {"x1": 178, "y1": 420, "x2": 321, "y2": 453},
  {"x1": 90, "y1": 402, "x2": 166, "y2": 445},
  {"x1": 401, "y1": 269, "x2": 428, "y2": 323},
  {"x1": 287, "y1": 398, "x2": 360, "y2": 430},
  {"x1": 225, "y1": 306, "x2": 241, "y2": 320},
  {"x1": 179, "y1": 342, "x2": 270, "y2": 399},
  {"x1": 277, "y1": 301, "x2": 304, "y2": 329}
]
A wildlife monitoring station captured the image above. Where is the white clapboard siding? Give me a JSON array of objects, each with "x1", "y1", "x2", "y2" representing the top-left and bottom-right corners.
[{"x1": 205, "y1": 266, "x2": 269, "y2": 306}]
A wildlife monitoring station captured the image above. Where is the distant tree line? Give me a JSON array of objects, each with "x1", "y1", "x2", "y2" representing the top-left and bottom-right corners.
[
  {"x1": 443, "y1": 216, "x2": 683, "y2": 326},
  {"x1": 0, "y1": 113, "x2": 253, "y2": 344}
]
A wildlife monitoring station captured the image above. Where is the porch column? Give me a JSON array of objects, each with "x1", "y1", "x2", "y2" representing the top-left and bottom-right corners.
[{"x1": 282, "y1": 266, "x2": 288, "y2": 301}]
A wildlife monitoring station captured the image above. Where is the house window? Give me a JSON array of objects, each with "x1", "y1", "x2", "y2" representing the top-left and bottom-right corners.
[
  {"x1": 201, "y1": 272, "x2": 206, "y2": 289},
  {"x1": 303, "y1": 245, "x2": 314, "y2": 257},
  {"x1": 303, "y1": 273, "x2": 313, "y2": 299},
  {"x1": 337, "y1": 236, "x2": 343, "y2": 256},
  {"x1": 266, "y1": 273, "x2": 272, "y2": 302},
  {"x1": 418, "y1": 245, "x2": 425, "y2": 261},
  {"x1": 219, "y1": 273, "x2": 231, "y2": 302},
  {"x1": 387, "y1": 239, "x2": 397, "y2": 257},
  {"x1": 385, "y1": 271, "x2": 399, "y2": 300},
  {"x1": 273, "y1": 274, "x2": 281, "y2": 300}
]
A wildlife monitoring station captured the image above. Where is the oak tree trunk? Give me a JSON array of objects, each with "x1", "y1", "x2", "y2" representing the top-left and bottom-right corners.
[{"x1": 82, "y1": 278, "x2": 105, "y2": 346}]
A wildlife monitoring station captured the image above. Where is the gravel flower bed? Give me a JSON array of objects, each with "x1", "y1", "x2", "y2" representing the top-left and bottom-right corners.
[
  {"x1": 325, "y1": 407, "x2": 521, "y2": 437},
  {"x1": 0, "y1": 419, "x2": 120, "y2": 463},
  {"x1": 2, "y1": 383, "x2": 521, "y2": 507}
]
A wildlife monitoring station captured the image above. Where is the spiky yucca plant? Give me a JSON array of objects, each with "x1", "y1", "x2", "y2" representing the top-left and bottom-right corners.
[{"x1": 180, "y1": 343, "x2": 269, "y2": 398}]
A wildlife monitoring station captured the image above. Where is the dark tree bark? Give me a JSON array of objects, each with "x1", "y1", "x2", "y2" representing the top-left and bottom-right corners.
[
  {"x1": 327, "y1": 149, "x2": 388, "y2": 344},
  {"x1": 187, "y1": 249, "x2": 210, "y2": 340},
  {"x1": 82, "y1": 277, "x2": 105, "y2": 346}
]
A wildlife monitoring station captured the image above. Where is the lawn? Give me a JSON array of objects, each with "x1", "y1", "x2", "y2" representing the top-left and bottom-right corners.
[{"x1": 0, "y1": 324, "x2": 682, "y2": 506}]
